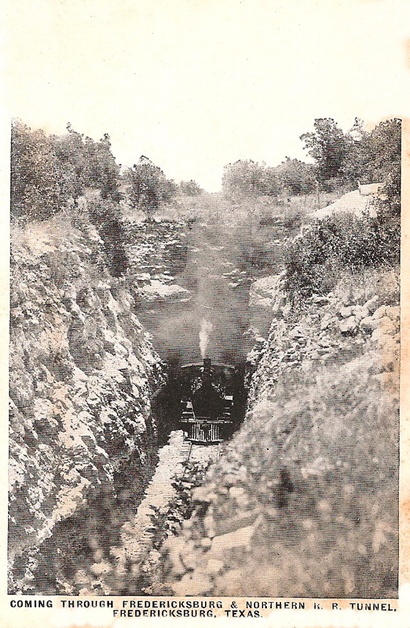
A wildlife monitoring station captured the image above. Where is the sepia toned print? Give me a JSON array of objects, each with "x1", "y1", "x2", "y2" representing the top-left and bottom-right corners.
[
  {"x1": 8, "y1": 115, "x2": 400, "y2": 597},
  {"x1": 3, "y1": 0, "x2": 409, "y2": 625}
]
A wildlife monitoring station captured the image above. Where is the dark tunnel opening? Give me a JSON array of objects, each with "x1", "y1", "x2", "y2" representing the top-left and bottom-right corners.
[{"x1": 152, "y1": 356, "x2": 248, "y2": 446}]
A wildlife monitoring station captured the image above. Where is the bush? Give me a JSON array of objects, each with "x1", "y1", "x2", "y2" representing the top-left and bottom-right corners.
[{"x1": 283, "y1": 209, "x2": 400, "y2": 299}]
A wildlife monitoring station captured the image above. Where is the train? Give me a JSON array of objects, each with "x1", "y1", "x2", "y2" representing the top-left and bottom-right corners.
[{"x1": 179, "y1": 358, "x2": 237, "y2": 444}]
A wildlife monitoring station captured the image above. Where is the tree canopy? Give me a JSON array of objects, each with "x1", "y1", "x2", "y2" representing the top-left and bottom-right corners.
[
  {"x1": 53, "y1": 124, "x2": 121, "y2": 202},
  {"x1": 275, "y1": 158, "x2": 316, "y2": 196},
  {"x1": 300, "y1": 118, "x2": 349, "y2": 184},
  {"x1": 300, "y1": 116, "x2": 401, "y2": 192},
  {"x1": 179, "y1": 179, "x2": 203, "y2": 196},
  {"x1": 11, "y1": 120, "x2": 63, "y2": 221},
  {"x1": 11, "y1": 120, "x2": 122, "y2": 221},
  {"x1": 222, "y1": 160, "x2": 279, "y2": 201},
  {"x1": 125, "y1": 157, "x2": 177, "y2": 221}
]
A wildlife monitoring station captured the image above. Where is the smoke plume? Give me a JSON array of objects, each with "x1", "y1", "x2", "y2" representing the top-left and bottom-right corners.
[{"x1": 199, "y1": 318, "x2": 213, "y2": 358}]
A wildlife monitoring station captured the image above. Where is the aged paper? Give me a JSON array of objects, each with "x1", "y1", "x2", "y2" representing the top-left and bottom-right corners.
[{"x1": 2, "y1": 0, "x2": 410, "y2": 626}]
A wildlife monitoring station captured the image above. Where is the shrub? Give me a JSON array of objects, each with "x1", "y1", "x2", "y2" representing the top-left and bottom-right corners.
[{"x1": 283, "y1": 209, "x2": 400, "y2": 299}]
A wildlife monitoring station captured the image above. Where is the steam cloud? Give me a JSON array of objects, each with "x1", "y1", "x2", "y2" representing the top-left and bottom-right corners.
[
  {"x1": 199, "y1": 318, "x2": 213, "y2": 358},
  {"x1": 138, "y1": 216, "x2": 264, "y2": 366}
]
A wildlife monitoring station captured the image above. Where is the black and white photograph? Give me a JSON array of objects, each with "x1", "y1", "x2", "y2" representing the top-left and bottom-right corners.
[{"x1": 3, "y1": 0, "x2": 409, "y2": 624}]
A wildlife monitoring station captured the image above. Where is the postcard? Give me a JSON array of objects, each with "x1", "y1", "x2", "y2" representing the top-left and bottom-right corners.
[{"x1": 2, "y1": 0, "x2": 409, "y2": 626}]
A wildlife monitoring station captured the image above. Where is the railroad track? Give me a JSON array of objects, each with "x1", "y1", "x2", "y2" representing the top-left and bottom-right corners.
[{"x1": 119, "y1": 432, "x2": 220, "y2": 566}]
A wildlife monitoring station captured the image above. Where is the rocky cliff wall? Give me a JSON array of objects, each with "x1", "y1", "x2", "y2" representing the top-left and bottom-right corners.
[
  {"x1": 162, "y1": 268, "x2": 399, "y2": 598},
  {"x1": 9, "y1": 214, "x2": 163, "y2": 593}
]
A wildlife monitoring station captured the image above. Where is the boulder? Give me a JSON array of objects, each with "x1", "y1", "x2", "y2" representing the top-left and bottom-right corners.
[
  {"x1": 208, "y1": 515, "x2": 263, "y2": 559},
  {"x1": 206, "y1": 558, "x2": 225, "y2": 575},
  {"x1": 360, "y1": 316, "x2": 378, "y2": 334},
  {"x1": 249, "y1": 275, "x2": 283, "y2": 309},
  {"x1": 339, "y1": 306, "x2": 354, "y2": 318},
  {"x1": 339, "y1": 317, "x2": 358, "y2": 335},
  {"x1": 172, "y1": 571, "x2": 213, "y2": 596},
  {"x1": 138, "y1": 280, "x2": 191, "y2": 304},
  {"x1": 363, "y1": 295, "x2": 380, "y2": 316}
]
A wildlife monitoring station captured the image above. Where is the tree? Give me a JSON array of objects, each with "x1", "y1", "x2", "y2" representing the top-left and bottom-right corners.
[
  {"x1": 82, "y1": 132, "x2": 121, "y2": 201},
  {"x1": 222, "y1": 160, "x2": 279, "y2": 201},
  {"x1": 368, "y1": 118, "x2": 401, "y2": 184},
  {"x1": 126, "y1": 156, "x2": 176, "y2": 221},
  {"x1": 340, "y1": 118, "x2": 373, "y2": 185},
  {"x1": 11, "y1": 120, "x2": 123, "y2": 222},
  {"x1": 11, "y1": 120, "x2": 65, "y2": 221},
  {"x1": 52, "y1": 124, "x2": 88, "y2": 203},
  {"x1": 370, "y1": 119, "x2": 401, "y2": 219},
  {"x1": 261, "y1": 166, "x2": 280, "y2": 197},
  {"x1": 300, "y1": 118, "x2": 349, "y2": 185},
  {"x1": 275, "y1": 158, "x2": 316, "y2": 195},
  {"x1": 179, "y1": 180, "x2": 203, "y2": 196},
  {"x1": 52, "y1": 125, "x2": 121, "y2": 204}
]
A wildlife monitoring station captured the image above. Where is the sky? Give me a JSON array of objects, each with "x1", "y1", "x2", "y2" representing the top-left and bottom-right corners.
[{"x1": 4, "y1": 0, "x2": 410, "y2": 191}]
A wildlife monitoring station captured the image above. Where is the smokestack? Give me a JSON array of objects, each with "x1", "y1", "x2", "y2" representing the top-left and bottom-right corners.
[{"x1": 203, "y1": 358, "x2": 211, "y2": 377}]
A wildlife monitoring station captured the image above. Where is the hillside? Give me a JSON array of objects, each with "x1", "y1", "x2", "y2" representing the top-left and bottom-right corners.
[
  {"x1": 9, "y1": 213, "x2": 163, "y2": 593},
  {"x1": 159, "y1": 201, "x2": 400, "y2": 598}
]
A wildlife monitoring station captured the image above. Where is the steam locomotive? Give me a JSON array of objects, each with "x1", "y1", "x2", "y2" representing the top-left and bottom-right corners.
[{"x1": 179, "y1": 358, "x2": 236, "y2": 444}]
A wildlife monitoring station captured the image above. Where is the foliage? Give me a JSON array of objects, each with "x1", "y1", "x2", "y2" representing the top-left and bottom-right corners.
[
  {"x1": 369, "y1": 119, "x2": 401, "y2": 224},
  {"x1": 275, "y1": 158, "x2": 316, "y2": 195},
  {"x1": 50, "y1": 124, "x2": 87, "y2": 202},
  {"x1": 126, "y1": 157, "x2": 177, "y2": 221},
  {"x1": 222, "y1": 160, "x2": 279, "y2": 201},
  {"x1": 11, "y1": 120, "x2": 65, "y2": 221},
  {"x1": 87, "y1": 199, "x2": 128, "y2": 277},
  {"x1": 222, "y1": 118, "x2": 401, "y2": 198},
  {"x1": 283, "y1": 209, "x2": 400, "y2": 299},
  {"x1": 340, "y1": 117, "x2": 373, "y2": 184},
  {"x1": 11, "y1": 120, "x2": 122, "y2": 222},
  {"x1": 179, "y1": 179, "x2": 203, "y2": 196},
  {"x1": 287, "y1": 117, "x2": 401, "y2": 299},
  {"x1": 368, "y1": 118, "x2": 401, "y2": 183},
  {"x1": 52, "y1": 124, "x2": 121, "y2": 202},
  {"x1": 300, "y1": 118, "x2": 349, "y2": 184},
  {"x1": 301, "y1": 117, "x2": 402, "y2": 191}
]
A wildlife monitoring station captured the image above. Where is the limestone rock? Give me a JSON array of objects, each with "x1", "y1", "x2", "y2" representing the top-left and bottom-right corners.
[
  {"x1": 360, "y1": 316, "x2": 378, "y2": 334},
  {"x1": 206, "y1": 558, "x2": 224, "y2": 575},
  {"x1": 363, "y1": 295, "x2": 380, "y2": 315},
  {"x1": 9, "y1": 217, "x2": 163, "y2": 593},
  {"x1": 339, "y1": 317, "x2": 358, "y2": 335}
]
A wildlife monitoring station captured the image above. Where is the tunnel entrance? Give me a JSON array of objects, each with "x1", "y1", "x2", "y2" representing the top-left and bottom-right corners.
[
  {"x1": 135, "y1": 208, "x2": 284, "y2": 445},
  {"x1": 152, "y1": 357, "x2": 247, "y2": 445}
]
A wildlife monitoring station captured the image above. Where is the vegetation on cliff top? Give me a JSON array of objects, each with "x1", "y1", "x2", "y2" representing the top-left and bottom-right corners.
[
  {"x1": 155, "y1": 119, "x2": 401, "y2": 598},
  {"x1": 9, "y1": 115, "x2": 401, "y2": 596},
  {"x1": 222, "y1": 118, "x2": 401, "y2": 200}
]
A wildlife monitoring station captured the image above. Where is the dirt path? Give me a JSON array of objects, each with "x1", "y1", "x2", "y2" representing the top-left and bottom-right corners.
[
  {"x1": 310, "y1": 189, "x2": 375, "y2": 219},
  {"x1": 113, "y1": 431, "x2": 219, "y2": 572}
]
